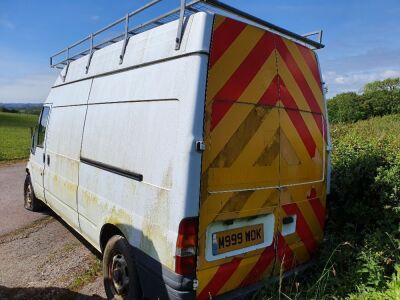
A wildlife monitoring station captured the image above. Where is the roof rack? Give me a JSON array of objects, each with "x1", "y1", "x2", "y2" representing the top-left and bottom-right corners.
[{"x1": 50, "y1": 0, "x2": 325, "y2": 70}]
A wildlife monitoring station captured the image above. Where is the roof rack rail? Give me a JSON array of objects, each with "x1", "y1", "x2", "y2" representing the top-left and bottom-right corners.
[{"x1": 50, "y1": 0, "x2": 324, "y2": 70}]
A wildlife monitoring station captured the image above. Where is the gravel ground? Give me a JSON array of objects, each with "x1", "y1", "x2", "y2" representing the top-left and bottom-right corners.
[{"x1": 0, "y1": 163, "x2": 106, "y2": 300}]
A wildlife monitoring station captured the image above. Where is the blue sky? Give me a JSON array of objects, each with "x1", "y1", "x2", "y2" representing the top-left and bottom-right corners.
[{"x1": 0, "y1": 0, "x2": 399, "y2": 103}]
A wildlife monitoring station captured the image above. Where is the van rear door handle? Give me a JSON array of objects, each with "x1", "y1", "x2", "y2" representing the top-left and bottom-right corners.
[
  {"x1": 283, "y1": 216, "x2": 294, "y2": 225},
  {"x1": 47, "y1": 155, "x2": 50, "y2": 166}
]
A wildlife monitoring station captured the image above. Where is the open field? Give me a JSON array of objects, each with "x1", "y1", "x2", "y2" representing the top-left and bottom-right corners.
[{"x1": 0, "y1": 112, "x2": 38, "y2": 162}]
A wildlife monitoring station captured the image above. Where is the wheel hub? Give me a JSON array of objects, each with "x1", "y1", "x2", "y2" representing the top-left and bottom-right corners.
[
  {"x1": 25, "y1": 185, "x2": 32, "y2": 208},
  {"x1": 110, "y1": 253, "x2": 129, "y2": 295}
]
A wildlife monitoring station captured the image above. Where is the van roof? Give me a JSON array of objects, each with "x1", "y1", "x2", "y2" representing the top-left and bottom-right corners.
[{"x1": 50, "y1": 0, "x2": 324, "y2": 70}]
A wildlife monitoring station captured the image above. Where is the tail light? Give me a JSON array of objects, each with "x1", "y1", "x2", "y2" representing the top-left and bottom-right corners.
[{"x1": 175, "y1": 217, "x2": 198, "y2": 276}]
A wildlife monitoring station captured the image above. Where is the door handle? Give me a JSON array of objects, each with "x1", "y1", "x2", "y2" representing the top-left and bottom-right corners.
[
  {"x1": 47, "y1": 154, "x2": 50, "y2": 166},
  {"x1": 43, "y1": 153, "x2": 45, "y2": 163},
  {"x1": 283, "y1": 216, "x2": 294, "y2": 225}
]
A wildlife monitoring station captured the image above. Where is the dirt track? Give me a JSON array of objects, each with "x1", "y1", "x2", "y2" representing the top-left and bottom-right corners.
[
  {"x1": 0, "y1": 163, "x2": 106, "y2": 300},
  {"x1": 0, "y1": 162, "x2": 46, "y2": 236}
]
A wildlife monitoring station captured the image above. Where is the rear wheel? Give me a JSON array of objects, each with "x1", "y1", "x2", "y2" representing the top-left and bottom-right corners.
[
  {"x1": 103, "y1": 235, "x2": 142, "y2": 300},
  {"x1": 24, "y1": 175, "x2": 44, "y2": 212}
]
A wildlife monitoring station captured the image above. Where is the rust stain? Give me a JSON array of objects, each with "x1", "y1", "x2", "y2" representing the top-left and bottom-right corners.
[
  {"x1": 81, "y1": 188, "x2": 133, "y2": 238},
  {"x1": 140, "y1": 163, "x2": 175, "y2": 270}
]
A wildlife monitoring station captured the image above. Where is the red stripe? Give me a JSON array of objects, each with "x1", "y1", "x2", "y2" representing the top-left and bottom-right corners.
[
  {"x1": 240, "y1": 245, "x2": 275, "y2": 287},
  {"x1": 209, "y1": 18, "x2": 247, "y2": 68},
  {"x1": 283, "y1": 204, "x2": 317, "y2": 254},
  {"x1": 275, "y1": 37, "x2": 323, "y2": 135},
  {"x1": 309, "y1": 198, "x2": 326, "y2": 229},
  {"x1": 198, "y1": 258, "x2": 242, "y2": 300},
  {"x1": 259, "y1": 75, "x2": 280, "y2": 107},
  {"x1": 308, "y1": 188, "x2": 326, "y2": 229},
  {"x1": 277, "y1": 234, "x2": 297, "y2": 271},
  {"x1": 211, "y1": 31, "x2": 276, "y2": 131},
  {"x1": 296, "y1": 44, "x2": 322, "y2": 92},
  {"x1": 280, "y1": 78, "x2": 317, "y2": 158}
]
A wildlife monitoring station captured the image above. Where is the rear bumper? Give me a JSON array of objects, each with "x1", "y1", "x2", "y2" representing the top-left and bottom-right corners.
[
  {"x1": 134, "y1": 246, "x2": 313, "y2": 300},
  {"x1": 214, "y1": 261, "x2": 314, "y2": 300}
]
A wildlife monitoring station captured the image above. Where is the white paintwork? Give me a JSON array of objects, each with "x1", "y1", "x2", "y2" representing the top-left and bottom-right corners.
[
  {"x1": 281, "y1": 214, "x2": 297, "y2": 237},
  {"x1": 27, "y1": 12, "x2": 213, "y2": 272},
  {"x1": 205, "y1": 214, "x2": 275, "y2": 262}
]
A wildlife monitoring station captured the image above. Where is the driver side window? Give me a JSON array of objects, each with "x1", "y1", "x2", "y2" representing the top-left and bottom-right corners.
[{"x1": 37, "y1": 106, "x2": 50, "y2": 148}]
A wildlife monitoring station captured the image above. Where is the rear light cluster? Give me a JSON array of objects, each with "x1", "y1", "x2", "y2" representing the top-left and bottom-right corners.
[{"x1": 175, "y1": 217, "x2": 198, "y2": 276}]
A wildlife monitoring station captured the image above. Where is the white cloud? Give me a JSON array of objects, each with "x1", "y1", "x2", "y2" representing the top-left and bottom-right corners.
[
  {"x1": 0, "y1": 73, "x2": 57, "y2": 103},
  {"x1": 90, "y1": 15, "x2": 100, "y2": 21},
  {"x1": 323, "y1": 69, "x2": 400, "y2": 97}
]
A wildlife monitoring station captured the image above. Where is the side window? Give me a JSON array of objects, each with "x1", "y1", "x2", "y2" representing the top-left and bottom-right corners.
[{"x1": 37, "y1": 107, "x2": 50, "y2": 148}]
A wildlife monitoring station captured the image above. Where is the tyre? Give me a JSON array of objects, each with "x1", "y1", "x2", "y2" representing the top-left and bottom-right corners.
[
  {"x1": 103, "y1": 235, "x2": 142, "y2": 300},
  {"x1": 24, "y1": 175, "x2": 44, "y2": 212}
]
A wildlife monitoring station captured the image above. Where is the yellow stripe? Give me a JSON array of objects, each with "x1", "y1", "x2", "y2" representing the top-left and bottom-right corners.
[
  {"x1": 203, "y1": 55, "x2": 277, "y2": 172},
  {"x1": 206, "y1": 26, "x2": 264, "y2": 103},
  {"x1": 297, "y1": 201, "x2": 323, "y2": 239},
  {"x1": 219, "y1": 255, "x2": 261, "y2": 294},
  {"x1": 300, "y1": 111, "x2": 324, "y2": 158},
  {"x1": 232, "y1": 109, "x2": 279, "y2": 169},
  {"x1": 213, "y1": 15, "x2": 226, "y2": 31},
  {"x1": 280, "y1": 110, "x2": 313, "y2": 165},
  {"x1": 276, "y1": 52, "x2": 313, "y2": 113},
  {"x1": 198, "y1": 192, "x2": 234, "y2": 235},
  {"x1": 241, "y1": 189, "x2": 278, "y2": 212},
  {"x1": 197, "y1": 266, "x2": 220, "y2": 296},
  {"x1": 288, "y1": 241, "x2": 310, "y2": 264},
  {"x1": 283, "y1": 39, "x2": 324, "y2": 113}
]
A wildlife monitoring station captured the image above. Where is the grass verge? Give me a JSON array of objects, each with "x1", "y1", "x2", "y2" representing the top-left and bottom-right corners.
[{"x1": 0, "y1": 112, "x2": 38, "y2": 162}]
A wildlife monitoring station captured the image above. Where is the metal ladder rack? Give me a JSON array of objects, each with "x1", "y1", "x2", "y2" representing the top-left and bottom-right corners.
[{"x1": 50, "y1": 0, "x2": 324, "y2": 71}]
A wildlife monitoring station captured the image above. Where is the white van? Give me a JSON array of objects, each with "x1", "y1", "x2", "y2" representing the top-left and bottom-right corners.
[{"x1": 25, "y1": 1, "x2": 330, "y2": 299}]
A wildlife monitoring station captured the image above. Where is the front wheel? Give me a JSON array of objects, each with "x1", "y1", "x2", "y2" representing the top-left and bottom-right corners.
[
  {"x1": 24, "y1": 175, "x2": 44, "y2": 212},
  {"x1": 103, "y1": 235, "x2": 142, "y2": 300}
]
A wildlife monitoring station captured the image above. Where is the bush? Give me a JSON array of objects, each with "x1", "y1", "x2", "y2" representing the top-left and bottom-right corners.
[{"x1": 257, "y1": 114, "x2": 400, "y2": 300}]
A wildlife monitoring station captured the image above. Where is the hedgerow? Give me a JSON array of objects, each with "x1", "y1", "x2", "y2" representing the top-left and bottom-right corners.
[{"x1": 257, "y1": 114, "x2": 400, "y2": 299}]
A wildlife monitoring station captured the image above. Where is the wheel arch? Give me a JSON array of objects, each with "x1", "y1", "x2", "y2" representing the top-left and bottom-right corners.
[{"x1": 99, "y1": 223, "x2": 126, "y2": 253}]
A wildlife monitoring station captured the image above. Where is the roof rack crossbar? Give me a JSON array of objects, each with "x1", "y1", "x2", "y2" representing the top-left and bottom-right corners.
[
  {"x1": 202, "y1": 0, "x2": 324, "y2": 49},
  {"x1": 50, "y1": 0, "x2": 324, "y2": 69}
]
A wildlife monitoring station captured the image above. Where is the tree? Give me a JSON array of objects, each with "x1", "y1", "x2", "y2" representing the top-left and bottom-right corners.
[
  {"x1": 328, "y1": 78, "x2": 400, "y2": 124},
  {"x1": 328, "y1": 92, "x2": 363, "y2": 123},
  {"x1": 364, "y1": 78, "x2": 400, "y2": 94}
]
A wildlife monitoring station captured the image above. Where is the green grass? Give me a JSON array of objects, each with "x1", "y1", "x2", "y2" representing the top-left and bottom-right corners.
[
  {"x1": 0, "y1": 112, "x2": 39, "y2": 162},
  {"x1": 68, "y1": 257, "x2": 102, "y2": 291}
]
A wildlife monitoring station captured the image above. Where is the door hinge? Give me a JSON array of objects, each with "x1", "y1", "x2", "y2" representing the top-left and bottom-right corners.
[
  {"x1": 193, "y1": 279, "x2": 199, "y2": 291},
  {"x1": 196, "y1": 141, "x2": 206, "y2": 152}
]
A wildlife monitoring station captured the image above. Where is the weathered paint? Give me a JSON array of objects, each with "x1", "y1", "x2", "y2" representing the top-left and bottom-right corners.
[{"x1": 28, "y1": 12, "x2": 212, "y2": 275}]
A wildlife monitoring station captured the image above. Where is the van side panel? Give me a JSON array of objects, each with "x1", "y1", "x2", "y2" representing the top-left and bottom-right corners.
[
  {"x1": 77, "y1": 53, "x2": 209, "y2": 270},
  {"x1": 197, "y1": 16, "x2": 327, "y2": 298}
]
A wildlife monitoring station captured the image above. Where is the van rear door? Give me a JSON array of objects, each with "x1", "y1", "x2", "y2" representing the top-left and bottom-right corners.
[
  {"x1": 196, "y1": 16, "x2": 327, "y2": 299},
  {"x1": 273, "y1": 34, "x2": 327, "y2": 274},
  {"x1": 197, "y1": 16, "x2": 280, "y2": 299}
]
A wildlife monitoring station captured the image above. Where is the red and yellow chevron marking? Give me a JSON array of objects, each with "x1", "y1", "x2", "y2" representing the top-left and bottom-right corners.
[{"x1": 197, "y1": 15, "x2": 327, "y2": 299}]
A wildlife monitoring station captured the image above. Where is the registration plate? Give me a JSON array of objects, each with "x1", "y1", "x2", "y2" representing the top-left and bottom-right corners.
[{"x1": 212, "y1": 224, "x2": 264, "y2": 255}]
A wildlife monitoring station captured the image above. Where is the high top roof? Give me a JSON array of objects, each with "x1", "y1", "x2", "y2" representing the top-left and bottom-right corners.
[{"x1": 50, "y1": 0, "x2": 324, "y2": 70}]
